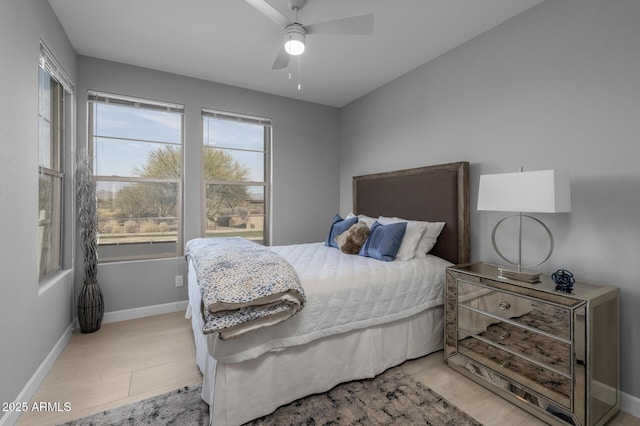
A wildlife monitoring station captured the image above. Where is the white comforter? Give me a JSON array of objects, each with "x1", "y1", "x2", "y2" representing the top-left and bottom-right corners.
[{"x1": 208, "y1": 242, "x2": 451, "y2": 363}]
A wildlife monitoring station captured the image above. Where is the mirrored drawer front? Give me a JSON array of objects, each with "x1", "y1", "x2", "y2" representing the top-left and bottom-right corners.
[
  {"x1": 458, "y1": 306, "x2": 571, "y2": 374},
  {"x1": 447, "y1": 354, "x2": 576, "y2": 426},
  {"x1": 458, "y1": 337, "x2": 571, "y2": 408},
  {"x1": 457, "y1": 280, "x2": 571, "y2": 340}
]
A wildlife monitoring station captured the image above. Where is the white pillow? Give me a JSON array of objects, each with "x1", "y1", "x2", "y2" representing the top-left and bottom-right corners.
[
  {"x1": 376, "y1": 216, "x2": 428, "y2": 261},
  {"x1": 345, "y1": 212, "x2": 377, "y2": 229},
  {"x1": 414, "y1": 221, "x2": 446, "y2": 258}
]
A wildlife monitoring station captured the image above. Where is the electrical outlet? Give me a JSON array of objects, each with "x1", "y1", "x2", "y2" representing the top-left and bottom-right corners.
[{"x1": 175, "y1": 275, "x2": 184, "y2": 287}]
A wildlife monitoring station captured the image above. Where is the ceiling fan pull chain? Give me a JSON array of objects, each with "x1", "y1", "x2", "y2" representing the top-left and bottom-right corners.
[{"x1": 297, "y1": 55, "x2": 302, "y2": 91}]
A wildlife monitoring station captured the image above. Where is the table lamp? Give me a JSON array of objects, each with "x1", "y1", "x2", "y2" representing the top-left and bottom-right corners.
[{"x1": 477, "y1": 168, "x2": 571, "y2": 281}]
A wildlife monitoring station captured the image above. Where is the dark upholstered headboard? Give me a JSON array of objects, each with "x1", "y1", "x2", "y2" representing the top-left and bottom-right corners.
[{"x1": 353, "y1": 162, "x2": 470, "y2": 265}]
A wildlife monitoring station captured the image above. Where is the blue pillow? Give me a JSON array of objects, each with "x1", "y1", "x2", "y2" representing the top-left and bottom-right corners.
[
  {"x1": 359, "y1": 221, "x2": 407, "y2": 261},
  {"x1": 325, "y1": 214, "x2": 359, "y2": 248}
]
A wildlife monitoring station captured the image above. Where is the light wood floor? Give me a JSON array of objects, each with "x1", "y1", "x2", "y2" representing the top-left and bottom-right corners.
[
  {"x1": 17, "y1": 311, "x2": 639, "y2": 426},
  {"x1": 17, "y1": 312, "x2": 201, "y2": 426}
]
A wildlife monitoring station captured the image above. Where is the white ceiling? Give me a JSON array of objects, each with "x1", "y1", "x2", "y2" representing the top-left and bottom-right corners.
[{"x1": 48, "y1": 0, "x2": 543, "y2": 107}]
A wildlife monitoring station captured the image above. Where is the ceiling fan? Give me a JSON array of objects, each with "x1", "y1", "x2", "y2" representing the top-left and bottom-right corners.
[{"x1": 246, "y1": 0, "x2": 374, "y2": 70}]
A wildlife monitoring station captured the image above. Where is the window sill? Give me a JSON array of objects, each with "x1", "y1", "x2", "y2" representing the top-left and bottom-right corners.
[{"x1": 38, "y1": 268, "x2": 73, "y2": 297}]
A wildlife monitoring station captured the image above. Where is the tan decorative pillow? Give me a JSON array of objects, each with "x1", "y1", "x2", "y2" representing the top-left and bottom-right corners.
[{"x1": 335, "y1": 221, "x2": 370, "y2": 255}]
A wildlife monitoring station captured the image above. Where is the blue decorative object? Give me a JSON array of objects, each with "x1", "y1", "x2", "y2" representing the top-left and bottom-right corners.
[{"x1": 552, "y1": 269, "x2": 575, "y2": 293}]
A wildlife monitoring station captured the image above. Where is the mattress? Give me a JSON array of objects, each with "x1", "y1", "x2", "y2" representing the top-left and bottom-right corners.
[{"x1": 201, "y1": 242, "x2": 452, "y2": 363}]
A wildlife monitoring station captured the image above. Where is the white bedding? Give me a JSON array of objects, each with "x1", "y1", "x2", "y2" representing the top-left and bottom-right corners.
[
  {"x1": 206, "y1": 242, "x2": 452, "y2": 363},
  {"x1": 186, "y1": 240, "x2": 452, "y2": 424},
  {"x1": 187, "y1": 259, "x2": 446, "y2": 425}
]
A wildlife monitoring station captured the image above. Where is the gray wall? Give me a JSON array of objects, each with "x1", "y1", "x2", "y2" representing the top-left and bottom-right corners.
[
  {"x1": 340, "y1": 0, "x2": 640, "y2": 399},
  {"x1": 76, "y1": 57, "x2": 340, "y2": 314},
  {"x1": 0, "y1": 0, "x2": 77, "y2": 417}
]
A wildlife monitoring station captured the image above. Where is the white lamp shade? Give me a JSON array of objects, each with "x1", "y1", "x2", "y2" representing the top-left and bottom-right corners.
[{"x1": 477, "y1": 169, "x2": 571, "y2": 213}]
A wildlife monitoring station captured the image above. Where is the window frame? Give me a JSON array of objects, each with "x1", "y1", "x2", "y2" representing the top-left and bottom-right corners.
[
  {"x1": 88, "y1": 91, "x2": 185, "y2": 262},
  {"x1": 201, "y1": 109, "x2": 272, "y2": 245},
  {"x1": 38, "y1": 41, "x2": 73, "y2": 281}
]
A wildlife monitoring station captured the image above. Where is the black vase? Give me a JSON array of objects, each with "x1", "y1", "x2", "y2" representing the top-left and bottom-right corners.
[{"x1": 78, "y1": 281, "x2": 104, "y2": 333}]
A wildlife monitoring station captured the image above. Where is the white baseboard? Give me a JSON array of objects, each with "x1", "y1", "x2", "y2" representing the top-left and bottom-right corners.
[
  {"x1": 622, "y1": 390, "x2": 640, "y2": 419},
  {"x1": 74, "y1": 300, "x2": 188, "y2": 328},
  {"x1": 0, "y1": 325, "x2": 72, "y2": 426},
  {"x1": 595, "y1": 385, "x2": 640, "y2": 419},
  {"x1": 103, "y1": 300, "x2": 189, "y2": 324}
]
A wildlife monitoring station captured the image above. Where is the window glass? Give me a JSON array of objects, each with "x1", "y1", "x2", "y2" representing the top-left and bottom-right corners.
[
  {"x1": 96, "y1": 180, "x2": 179, "y2": 243},
  {"x1": 93, "y1": 103, "x2": 182, "y2": 144},
  {"x1": 203, "y1": 119, "x2": 264, "y2": 151},
  {"x1": 38, "y1": 173, "x2": 62, "y2": 276},
  {"x1": 205, "y1": 184, "x2": 265, "y2": 244},
  {"x1": 93, "y1": 138, "x2": 178, "y2": 177}
]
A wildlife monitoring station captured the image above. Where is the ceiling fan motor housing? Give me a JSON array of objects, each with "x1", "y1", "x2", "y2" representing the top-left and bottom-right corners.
[{"x1": 284, "y1": 23, "x2": 306, "y2": 55}]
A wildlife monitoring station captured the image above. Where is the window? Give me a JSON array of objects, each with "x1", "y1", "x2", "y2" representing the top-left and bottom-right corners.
[
  {"x1": 38, "y1": 67, "x2": 64, "y2": 278},
  {"x1": 202, "y1": 110, "x2": 271, "y2": 245},
  {"x1": 88, "y1": 92, "x2": 184, "y2": 261},
  {"x1": 38, "y1": 42, "x2": 73, "y2": 280}
]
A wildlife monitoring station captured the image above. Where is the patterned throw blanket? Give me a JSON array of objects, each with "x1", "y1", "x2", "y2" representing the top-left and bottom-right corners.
[{"x1": 185, "y1": 237, "x2": 306, "y2": 339}]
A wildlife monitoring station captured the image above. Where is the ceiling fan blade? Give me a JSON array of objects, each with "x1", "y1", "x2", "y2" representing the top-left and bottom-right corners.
[
  {"x1": 246, "y1": 0, "x2": 290, "y2": 28},
  {"x1": 272, "y1": 45, "x2": 290, "y2": 70},
  {"x1": 305, "y1": 14, "x2": 374, "y2": 36}
]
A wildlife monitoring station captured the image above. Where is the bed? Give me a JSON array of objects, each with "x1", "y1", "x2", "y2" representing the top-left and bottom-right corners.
[{"x1": 186, "y1": 161, "x2": 470, "y2": 425}]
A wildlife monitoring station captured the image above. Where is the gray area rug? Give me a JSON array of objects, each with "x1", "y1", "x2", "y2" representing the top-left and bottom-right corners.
[{"x1": 60, "y1": 367, "x2": 482, "y2": 425}]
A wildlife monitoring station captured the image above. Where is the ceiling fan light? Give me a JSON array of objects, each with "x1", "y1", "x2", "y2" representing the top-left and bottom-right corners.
[
  {"x1": 284, "y1": 24, "x2": 306, "y2": 56},
  {"x1": 285, "y1": 38, "x2": 305, "y2": 55}
]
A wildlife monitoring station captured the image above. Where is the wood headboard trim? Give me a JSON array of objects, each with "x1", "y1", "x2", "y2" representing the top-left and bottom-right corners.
[{"x1": 352, "y1": 162, "x2": 470, "y2": 265}]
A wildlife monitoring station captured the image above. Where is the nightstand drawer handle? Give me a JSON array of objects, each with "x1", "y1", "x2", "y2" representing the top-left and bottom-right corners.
[
  {"x1": 499, "y1": 331, "x2": 511, "y2": 340},
  {"x1": 500, "y1": 360, "x2": 511, "y2": 368},
  {"x1": 499, "y1": 301, "x2": 511, "y2": 310}
]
